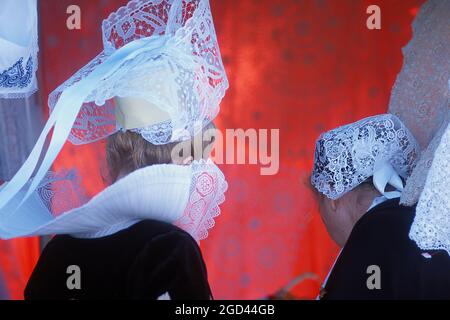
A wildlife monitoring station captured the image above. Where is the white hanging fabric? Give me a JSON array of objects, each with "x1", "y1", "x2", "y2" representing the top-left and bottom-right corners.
[
  {"x1": 387, "y1": 0, "x2": 450, "y2": 206},
  {"x1": 387, "y1": 0, "x2": 450, "y2": 255},
  {"x1": 409, "y1": 123, "x2": 449, "y2": 255},
  {"x1": 0, "y1": 0, "x2": 39, "y2": 99}
]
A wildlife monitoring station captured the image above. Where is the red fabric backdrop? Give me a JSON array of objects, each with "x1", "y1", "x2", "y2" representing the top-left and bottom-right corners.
[{"x1": 0, "y1": 0, "x2": 423, "y2": 299}]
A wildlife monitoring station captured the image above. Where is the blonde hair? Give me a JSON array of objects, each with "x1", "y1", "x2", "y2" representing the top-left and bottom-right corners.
[{"x1": 106, "y1": 122, "x2": 216, "y2": 182}]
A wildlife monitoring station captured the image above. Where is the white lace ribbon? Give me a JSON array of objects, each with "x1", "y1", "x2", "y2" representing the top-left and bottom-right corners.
[{"x1": 373, "y1": 161, "x2": 404, "y2": 199}]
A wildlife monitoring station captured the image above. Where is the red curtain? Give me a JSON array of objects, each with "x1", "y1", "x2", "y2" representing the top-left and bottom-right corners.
[
  {"x1": 0, "y1": 238, "x2": 40, "y2": 299},
  {"x1": 0, "y1": 0, "x2": 423, "y2": 299},
  {"x1": 201, "y1": 0, "x2": 424, "y2": 299}
]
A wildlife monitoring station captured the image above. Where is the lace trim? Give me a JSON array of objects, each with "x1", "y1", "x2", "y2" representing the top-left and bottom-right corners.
[
  {"x1": 0, "y1": 88, "x2": 38, "y2": 100},
  {"x1": 0, "y1": 57, "x2": 33, "y2": 89},
  {"x1": 102, "y1": 0, "x2": 174, "y2": 53},
  {"x1": 37, "y1": 169, "x2": 88, "y2": 217},
  {"x1": 175, "y1": 159, "x2": 227, "y2": 241},
  {"x1": 130, "y1": 119, "x2": 173, "y2": 145},
  {"x1": 409, "y1": 123, "x2": 449, "y2": 255},
  {"x1": 401, "y1": 113, "x2": 449, "y2": 206}
]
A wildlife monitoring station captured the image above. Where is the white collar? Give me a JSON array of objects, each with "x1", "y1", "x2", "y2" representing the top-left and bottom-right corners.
[
  {"x1": 0, "y1": 160, "x2": 227, "y2": 242},
  {"x1": 367, "y1": 195, "x2": 393, "y2": 212}
]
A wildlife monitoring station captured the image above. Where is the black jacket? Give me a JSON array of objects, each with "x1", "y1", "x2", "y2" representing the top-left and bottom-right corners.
[
  {"x1": 322, "y1": 199, "x2": 450, "y2": 300},
  {"x1": 25, "y1": 220, "x2": 212, "y2": 300}
]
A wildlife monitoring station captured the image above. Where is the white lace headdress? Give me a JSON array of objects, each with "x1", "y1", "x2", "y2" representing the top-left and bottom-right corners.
[
  {"x1": 50, "y1": 0, "x2": 228, "y2": 146},
  {"x1": 0, "y1": 0, "x2": 39, "y2": 99},
  {"x1": 0, "y1": 0, "x2": 229, "y2": 242},
  {"x1": 311, "y1": 114, "x2": 420, "y2": 200}
]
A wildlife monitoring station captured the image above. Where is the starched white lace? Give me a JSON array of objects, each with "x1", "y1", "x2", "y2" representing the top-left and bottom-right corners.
[
  {"x1": 409, "y1": 123, "x2": 450, "y2": 255},
  {"x1": 401, "y1": 113, "x2": 449, "y2": 206},
  {"x1": 47, "y1": 0, "x2": 228, "y2": 146},
  {"x1": 175, "y1": 159, "x2": 227, "y2": 241},
  {"x1": 311, "y1": 114, "x2": 419, "y2": 200},
  {"x1": 37, "y1": 169, "x2": 88, "y2": 217}
]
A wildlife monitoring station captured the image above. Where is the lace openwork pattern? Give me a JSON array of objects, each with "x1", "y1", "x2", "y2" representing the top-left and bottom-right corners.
[
  {"x1": 311, "y1": 114, "x2": 419, "y2": 200},
  {"x1": 401, "y1": 112, "x2": 449, "y2": 206},
  {"x1": 48, "y1": 0, "x2": 228, "y2": 146},
  {"x1": 389, "y1": 0, "x2": 450, "y2": 206},
  {"x1": 409, "y1": 124, "x2": 450, "y2": 255},
  {"x1": 175, "y1": 159, "x2": 227, "y2": 242},
  {"x1": 388, "y1": 0, "x2": 450, "y2": 150},
  {"x1": 37, "y1": 169, "x2": 88, "y2": 217}
]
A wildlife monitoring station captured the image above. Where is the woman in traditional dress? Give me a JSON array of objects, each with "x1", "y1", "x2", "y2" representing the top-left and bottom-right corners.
[
  {"x1": 311, "y1": 114, "x2": 450, "y2": 299},
  {"x1": 0, "y1": 0, "x2": 229, "y2": 300}
]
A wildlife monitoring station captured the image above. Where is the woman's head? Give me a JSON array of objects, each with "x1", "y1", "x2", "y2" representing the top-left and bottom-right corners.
[
  {"x1": 310, "y1": 114, "x2": 419, "y2": 246},
  {"x1": 106, "y1": 122, "x2": 217, "y2": 182},
  {"x1": 312, "y1": 178, "x2": 380, "y2": 247}
]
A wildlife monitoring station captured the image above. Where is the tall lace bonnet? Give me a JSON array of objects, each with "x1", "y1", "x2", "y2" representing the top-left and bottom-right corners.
[
  {"x1": 389, "y1": 0, "x2": 449, "y2": 255},
  {"x1": 311, "y1": 114, "x2": 420, "y2": 201},
  {"x1": 0, "y1": 0, "x2": 229, "y2": 241}
]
